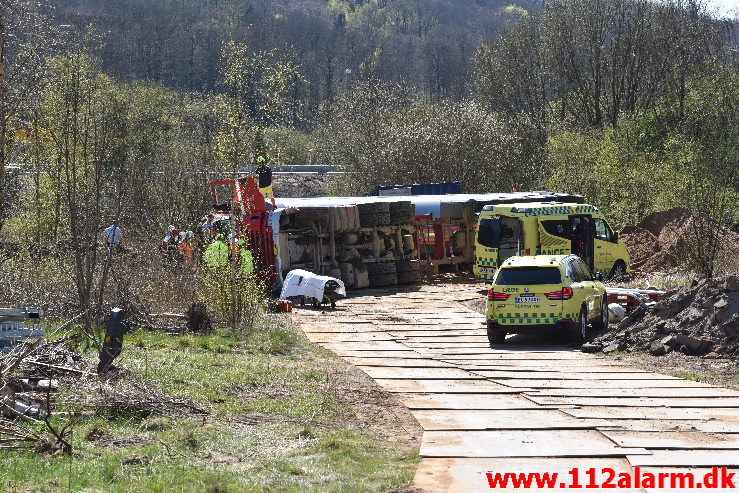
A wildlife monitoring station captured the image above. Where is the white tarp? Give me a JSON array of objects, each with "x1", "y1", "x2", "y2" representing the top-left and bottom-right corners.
[{"x1": 279, "y1": 269, "x2": 346, "y2": 300}]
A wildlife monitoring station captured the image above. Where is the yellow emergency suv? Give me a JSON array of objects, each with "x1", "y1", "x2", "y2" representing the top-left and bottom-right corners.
[
  {"x1": 474, "y1": 202, "x2": 629, "y2": 281},
  {"x1": 486, "y1": 254, "x2": 609, "y2": 345}
]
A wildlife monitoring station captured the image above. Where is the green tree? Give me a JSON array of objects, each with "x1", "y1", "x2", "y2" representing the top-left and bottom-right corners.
[{"x1": 217, "y1": 41, "x2": 303, "y2": 169}]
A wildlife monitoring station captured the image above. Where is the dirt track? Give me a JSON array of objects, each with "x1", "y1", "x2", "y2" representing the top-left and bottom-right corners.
[{"x1": 293, "y1": 282, "x2": 739, "y2": 492}]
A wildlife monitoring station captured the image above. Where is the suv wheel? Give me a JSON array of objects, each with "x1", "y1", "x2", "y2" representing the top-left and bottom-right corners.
[
  {"x1": 592, "y1": 297, "x2": 608, "y2": 331},
  {"x1": 577, "y1": 307, "x2": 588, "y2": 342},
  {"x1": 487, "y1": 325, "x2": 507, "y2": 345}
]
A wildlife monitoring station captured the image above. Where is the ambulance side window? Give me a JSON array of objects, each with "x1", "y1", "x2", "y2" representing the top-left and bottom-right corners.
[
  {"x1": 477, "y1": 218, "x2": 501, "y2": 248},
  {"x1": 594, "y1": 218, "x2": 613, "y2": 242},
  {"x1": 541, "y1": 220, "x2": 571, "y2": 239}
]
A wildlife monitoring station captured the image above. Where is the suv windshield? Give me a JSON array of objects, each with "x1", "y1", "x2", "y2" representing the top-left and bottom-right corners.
[
  {"x1": 496, "y1": 267, "x2": 562, "y2": 285},
  {"x1": 478, "y1": 218, "x2": 501, "y2": 248}
]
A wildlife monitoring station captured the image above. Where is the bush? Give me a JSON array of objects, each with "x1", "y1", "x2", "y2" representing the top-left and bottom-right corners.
[{"x1": 199, "y1": 265, "x2": 266, "y2": 335}]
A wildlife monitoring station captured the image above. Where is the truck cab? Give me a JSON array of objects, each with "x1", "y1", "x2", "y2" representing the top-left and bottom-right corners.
[{"x1": 474, "y1": 202, "x2": 629, "y2": 281}]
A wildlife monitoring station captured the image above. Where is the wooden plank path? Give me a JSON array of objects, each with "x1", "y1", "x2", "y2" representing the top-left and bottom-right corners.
[{"x1": 294, "y1": 284, "x2": 739, "y2": 492}]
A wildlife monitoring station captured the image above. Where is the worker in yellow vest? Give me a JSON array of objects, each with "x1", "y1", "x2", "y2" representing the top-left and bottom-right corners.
[
  {"x1": 240, "y1": 244, "x2": 254, "y2": 275},
  {"x1": 203, "y1": 235, "x2": 229, "y2": 267}
]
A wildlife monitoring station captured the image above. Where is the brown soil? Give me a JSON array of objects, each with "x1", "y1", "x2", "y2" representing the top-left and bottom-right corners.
[
  {"x1": 326, "y1": 361, "x2": 423, "y2": 451},
  {"x1": 620, "y1": 207, "x2": 739, "y2": 274}
]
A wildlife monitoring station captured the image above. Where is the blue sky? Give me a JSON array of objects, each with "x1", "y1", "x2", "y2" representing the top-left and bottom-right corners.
[{"x1": 707, "y1": 0, "x2": 738, "y2": 18}]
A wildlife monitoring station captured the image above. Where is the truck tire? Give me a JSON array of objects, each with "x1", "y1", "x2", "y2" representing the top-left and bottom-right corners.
[
  {"x1": 395, "y1": 259, "x2": 419, "y2": 273},
  {"x1": 360, "y1": 212, "x2": 391, "y2": 227},
  {"x1": 389, "y1": 201, "x2": 413, "y2": 213},
  {"x1": 397, "y1": 270, "x2": 421, "y2": 284},
  {"x1": 390, "y1": 211, "x2": 415, "y2": 224},
  {"x1": 357, "y1": 202, "x2": 389, "y2": 215},
  {"x1": 295, "y1": 208, "x2": 328, "y2": 227},
  {"x1": 367, "y1": 261, "x2": 396, "y2": 275},
  {"x1": 369, "y1": 273, "x2": 397, "y2": 287}
]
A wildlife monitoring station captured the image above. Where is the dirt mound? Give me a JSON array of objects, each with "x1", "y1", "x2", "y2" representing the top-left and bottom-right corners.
[
  {"x1": 620, "y1": 225, "x2": 662, "y2": 270},
  {"x1": 620, "y1": 208, "x2": 739, "y2": 274},
  {"x1": 587, "y1": 276, "x2": 739, "y2": 357}
]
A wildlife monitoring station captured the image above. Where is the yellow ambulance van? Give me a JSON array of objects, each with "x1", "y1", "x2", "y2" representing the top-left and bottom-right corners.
[{"x1": 474, "y1": 202, "x2": 629, "y2": 281}]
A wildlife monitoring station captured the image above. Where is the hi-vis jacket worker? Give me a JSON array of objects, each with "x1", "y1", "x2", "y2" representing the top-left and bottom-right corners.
[
  {"x1": 255, "y1": 156, "x2": 276, "y2": 208},
  {"x1": 177, "y1": 232, "x2": 195, "y2": 266},
  {"x1": 204, "y1": 235, "x2": 229, "y2": 267}
]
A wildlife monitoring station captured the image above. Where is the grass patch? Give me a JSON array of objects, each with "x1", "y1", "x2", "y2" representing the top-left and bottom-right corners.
[
  {"x1": 669, "y1": 370, "x2": 703, "y2": 382},
  {"x1": 1, "y1": 317, "x2": 419, "y2": 492}
]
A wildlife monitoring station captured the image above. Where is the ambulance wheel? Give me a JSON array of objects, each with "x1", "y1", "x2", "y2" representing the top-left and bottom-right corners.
[
  {"x1": 592, "y1": 297, "x2": 608, "y2": 331},
  {"x1": 487, "y1": 327, "x2": 506, "y2": 345},
  {"x1": 577, "y1": 307, "x2": 588, "y2": 342},
  {"x1": 608, "y1": 260, "x2": 626, "y2": 280}
]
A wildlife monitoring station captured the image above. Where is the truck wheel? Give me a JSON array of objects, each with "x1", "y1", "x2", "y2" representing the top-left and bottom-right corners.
[
  {"x1": 390, "y1": 211, "x2": 415, "y2": 224},
  {"x1": 367, "y1": 261, "x2": 396, "y2": 275},
  {"x1": 487, "y1": 326, "x2": 507, "y2": 345},
  {"x1": 395, "y1": 259, "x2": 418, "y2": 272},
  {"x1": 389, "y1": 201, "x2": 413, "y2": 213},
  {"x1": 368, "y1": 273, "x2": 397, "y2": 287},
  {"x1": 296, "y1": 207, "x2": 329, "y2": 227},
  {"x1": 360, "y1": 212, "x2": 391, "y2": 227},
  {"x1": 608, "y1": 260, "x2": 626, "y2": 280},
  {"x1": 397, "y1": 270, "x2": 422, "y2": 284},
  {"x1": 592, "y1": 297, "x2": 608, "y2": 331},
  {"x1": 357, "y1": 202, "x2": 390, "y2": 214}
]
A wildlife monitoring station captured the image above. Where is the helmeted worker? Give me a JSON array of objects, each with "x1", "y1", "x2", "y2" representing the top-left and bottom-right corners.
[
  {"x1": 161, "y1": 225, "x2": 180, "y2": 263},
  {"x1": 201, "y1": 214, "x2": 216, "y2": 237},
  {"x1": 177, "y1": 231, "x2": 195, "y2": 266}
]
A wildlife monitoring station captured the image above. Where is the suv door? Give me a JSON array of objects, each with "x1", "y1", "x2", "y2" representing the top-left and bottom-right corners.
[{"x1": 573, "y1": 258, "x2": 598, "y2": 316}]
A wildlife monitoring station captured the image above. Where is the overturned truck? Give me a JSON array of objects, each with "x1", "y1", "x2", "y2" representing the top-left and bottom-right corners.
[
  {"x1": 210, "y1": 177, "x2": 582, "y2": 290},
  {"x1": 273, "y1": 201, "x2": 419, "y2": 289}
]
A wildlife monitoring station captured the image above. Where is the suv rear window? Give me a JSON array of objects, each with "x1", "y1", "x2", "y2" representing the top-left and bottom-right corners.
[{"x1": 495, "y1": 267, "x2": 562, "y2": 285}]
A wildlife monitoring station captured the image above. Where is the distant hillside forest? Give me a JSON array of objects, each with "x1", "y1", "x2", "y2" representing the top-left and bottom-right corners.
[
  {"x1": 0, "y1": 0, "x2": 736, "y2": 258},
  {"x1": 50, "y1": 0, "x2": 540, "y2": 110}
]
